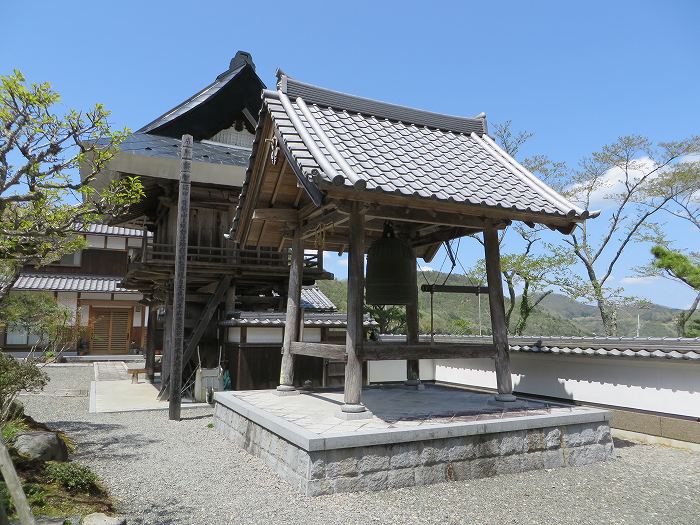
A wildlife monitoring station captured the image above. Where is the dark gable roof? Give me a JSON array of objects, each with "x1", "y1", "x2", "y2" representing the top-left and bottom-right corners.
[
  {"x1": 138, "y1": 51, "x2": 266, "y2": 140},
  {"x1": 253, "y1": 74, "x2": 592, "y2": 228}
]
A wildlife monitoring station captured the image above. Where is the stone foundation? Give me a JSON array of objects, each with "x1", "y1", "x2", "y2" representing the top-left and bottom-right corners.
[{"x1": 214, "y1": 399, "x2": 614, "y2": 496}]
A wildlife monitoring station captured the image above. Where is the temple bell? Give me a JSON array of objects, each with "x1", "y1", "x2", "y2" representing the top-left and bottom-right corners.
[{"x1": 365, "y1": 222, "x2": 415, "y2": 305}]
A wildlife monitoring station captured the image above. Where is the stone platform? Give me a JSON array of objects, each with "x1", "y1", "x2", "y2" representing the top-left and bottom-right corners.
[{"x1": 213, "y1": 386, "x2": 614, "y2": 496}]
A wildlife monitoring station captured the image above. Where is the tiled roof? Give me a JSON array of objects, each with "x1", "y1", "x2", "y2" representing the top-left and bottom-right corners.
[
  {"x1": 380, "y1": 335, "x2": 700, "y2": 361},
  {"x1": 116, "y1": 133, "x2": 251, "y2": 167},
  {"x1": 220, "y1": 311, "x2": 377, "y2": 328},
  {"x1": 82, "y1": 224, "x2": 145, "y2": 238},
  {"x1": 300, "y1": 286, "x2": 336, "y2": 311},
  {"x1": 258, "y1": 75, "x2": 592, "y2": 223},
  {"x1": 13, "y1": 274, "x2": 140, "y2": 294}
]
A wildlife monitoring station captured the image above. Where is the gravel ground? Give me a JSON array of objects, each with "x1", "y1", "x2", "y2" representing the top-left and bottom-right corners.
[{"x1": 20, "y1": 365, "x2": 700, "y2": 525}]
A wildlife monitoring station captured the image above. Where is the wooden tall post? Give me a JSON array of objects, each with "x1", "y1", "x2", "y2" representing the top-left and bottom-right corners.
[
  {"x1": 483, "y1": 227, "x2": 516, "y2": 402},
  {"x1": 405, "y1": 245, "x2": 422, "y2": 388},
  {"x1": 145, "y1": 305, "x2": 158, "y2": 383},
  {"x1": 340, "y1": 203, "x2": 371, "y2": 418},
  {"x1": 169, "y1": 134, "x2": 193, "y2": 420},
  {"x1": 277, "y1": 228, "x2": 303, "y2": 395}
]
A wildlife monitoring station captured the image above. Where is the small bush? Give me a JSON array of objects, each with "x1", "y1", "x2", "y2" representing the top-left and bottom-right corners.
[
  {"x1": 1, "y1": 417, "x2": 30, "y2": 442},
  {"x1": 0, "y1": 481, "x2": 47, "y2": 513},
  {"x1": 44, "y1": 461, "x2": 100, "y2": 494}
]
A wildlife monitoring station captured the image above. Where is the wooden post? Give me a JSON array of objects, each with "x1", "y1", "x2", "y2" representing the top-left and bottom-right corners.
[
  {"x1": 169, "y1": 134, "x2": 193, "y2": 420},
  {"x1": 277, "y1": 228, "x2": 303, "y2": 395},
  {"x1": 0, "y1": 440, "x2": 34, "y2": 525},
  {"x1": 341, "y1": 203, "x2": 370, "y2": 418},
  {"x1": 483, "y1": 227, "x2": 516, "y2": 402},
  {"x1": 145, "y1": 305, "x2": 157, "y2": 383},
  {"x1": 405, "y1": 246, "x2": 422, "y2": 387},
  {"x1": 225, "y1": 283, "x2": 236, "y2": 316}
]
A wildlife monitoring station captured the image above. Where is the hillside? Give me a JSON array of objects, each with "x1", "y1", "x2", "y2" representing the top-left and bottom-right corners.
[{"x1": 316, "y1": 271, "x2": 692, "y2": 337}]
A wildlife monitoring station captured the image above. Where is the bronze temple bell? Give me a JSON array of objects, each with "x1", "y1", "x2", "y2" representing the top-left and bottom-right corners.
[{"x1": 365, "y1": 222, "x2": 415, "y2": 305}]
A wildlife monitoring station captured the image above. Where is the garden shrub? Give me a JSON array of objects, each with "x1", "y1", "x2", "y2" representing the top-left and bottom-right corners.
[{"x1": 44, "y1": 461, "x2": 100, "y2": 494}]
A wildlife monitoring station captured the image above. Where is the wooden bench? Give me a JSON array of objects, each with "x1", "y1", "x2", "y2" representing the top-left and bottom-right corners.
[{"x1": 129, "y1": 368, "x2": 146, "y2": 383}]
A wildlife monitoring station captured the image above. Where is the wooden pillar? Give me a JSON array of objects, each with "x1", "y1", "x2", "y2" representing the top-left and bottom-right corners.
[
  {"x1": 169, "y1": 134, "x2": 193, "y2": 421},
  {"x1": 159, "y1": 296, "x2": 173, "y2": 393},
  {"x1": 341, "y1": 203, "x2": 370, "y2": 417},
  {"x1": 277, "y1": 228, "x2": 303, "y2": 394},
  {"x1": 405, "y1": 245, "x2": 421, "y2": 387},
  {"x1": 145, "y1": 305, "x2": 158, "y2": 383},
  {"x1": 483, "y1": 227, "x2": 516, "y2": 402}
]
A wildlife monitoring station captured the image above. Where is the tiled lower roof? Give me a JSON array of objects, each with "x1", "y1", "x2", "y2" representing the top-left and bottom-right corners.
[
  {"x1": 13, "y1": 274, "x2": 140, "y2": 294},
  {"x1": 117, "y1": 133, "x2": 251, "y2": 167},
  {"x1": 300, "y1": 286, "x2": 336, "y2": 311},
  {"x1": 378, "y1": 335, "x2": 700, "y2": 361},
  {"x1": 220, "y1": 311, "x2": 377, "y2": 328}
]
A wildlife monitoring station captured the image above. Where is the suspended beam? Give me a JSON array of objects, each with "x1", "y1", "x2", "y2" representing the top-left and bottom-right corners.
[{"x1": 290, "y1": 342, "x2": 347, "y2": 361}]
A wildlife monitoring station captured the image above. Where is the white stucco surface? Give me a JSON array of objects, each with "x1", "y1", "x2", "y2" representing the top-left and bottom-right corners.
[{"x1": 433, "y1": 354, "x2": 700, "y2": 418}]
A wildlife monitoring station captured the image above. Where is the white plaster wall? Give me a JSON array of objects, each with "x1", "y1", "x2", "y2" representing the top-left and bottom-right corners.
[
  {"x1": 85, "y1": 235, "x2": 104, "y2": 248},
  {"x1": 434, "y1": 353, "x2": 700, "y2": 419},
  {"x1": 368, "y1": 359, "x2": 436, "y2": 383},
  {"x1": 106, "y1": 236, "x2": 126, "y2": 250},
  {"x1": 246, "y1": 327, "x2": 284, "y2": 344},
  {"x1": 227, "y1": 327, "x2": 241, "y2": 343},
  {"x1": 56, "y1": 292, "x2": 78, "y2": 322},
  {"x1": 302, "y1": 328, "x2": 321, "y2": 343}
]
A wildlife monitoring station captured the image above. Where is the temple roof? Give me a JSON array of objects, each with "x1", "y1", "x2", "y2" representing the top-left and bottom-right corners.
[
  {"x1": 263, "y1": 75, "x2": 590, "y2": 223},
  {"x1": 138, "y1": 51, "x2": 265, "y2": 140}
]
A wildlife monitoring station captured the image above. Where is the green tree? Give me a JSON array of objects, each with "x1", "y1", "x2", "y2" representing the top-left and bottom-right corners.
[
  {"x1": 650, "y1": 246, "x2": 700, "y2": 336},
  {"x1": 479, "y1": 121, "x2": 572, "y2": 335},
  {"x1": 0, "y1": 70, "x2": 143, "y2": 297},
  {"x1": 365, "y1": 304, "x2": 406, "y2": 335},
  {"x1": 560, "y1": 135, "x2": 700, "y2": 335}
]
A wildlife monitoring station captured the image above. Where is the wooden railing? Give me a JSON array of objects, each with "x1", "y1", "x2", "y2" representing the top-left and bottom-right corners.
[{"x1": 131, "y1": 242, "x2": 320, "y2": 269}]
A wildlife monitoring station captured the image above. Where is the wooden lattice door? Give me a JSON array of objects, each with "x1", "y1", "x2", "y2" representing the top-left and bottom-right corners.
[{"x1": 90, "y1": 308, "x2": 132, "y2": 354}]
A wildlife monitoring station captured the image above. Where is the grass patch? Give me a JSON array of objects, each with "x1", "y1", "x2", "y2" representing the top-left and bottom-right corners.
[
  {"x1": 0, "y1": 460, "x2": 112, "y2": 520},
  {"x1": 1, "y1": 417, "x2": 30, "y2": 442},
  {"x1": 206, "y1": 422, "x2": 214, "y2": 429}
]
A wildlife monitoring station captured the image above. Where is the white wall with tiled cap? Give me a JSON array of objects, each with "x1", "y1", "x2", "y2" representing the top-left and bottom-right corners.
[{"x1": 433, "y1": 353, "x2": 700, "y2": 419}]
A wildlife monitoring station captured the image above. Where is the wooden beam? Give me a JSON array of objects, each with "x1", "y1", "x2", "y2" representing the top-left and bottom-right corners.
[
  {"x1": 362, "y1": 342, "x2": 496, "y2": 360},
  {"x1": 252, "y1": 208, "x2": 299, "y2": 222},
  {"x1": 420, "y1": 284, "x2": 489, "y2": 294},
  {"x1": 342, "y1": 202, "x2": 367, "y2": 414},
  {"x1": 300, "y1": 209, "x2": 348, "y2": 238},
  {"x1": 181, "y1": 276, "x2": 232, "y2": 369},
  {"x1": 290, "y1": 342, "x2": 347, "y2": 361},
  {"x1": 484, "y1": 227, "x2": 516, "y2": 401},
  {"x1": 277, "y1": 228, "x2": 303, "y2": 393},
  {"x1": 337, "y1": 200, "x2": 509, "y2": 230}
]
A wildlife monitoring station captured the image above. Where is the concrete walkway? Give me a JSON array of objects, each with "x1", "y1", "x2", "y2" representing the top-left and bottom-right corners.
[{"x1": 89, "y1": 362, "x2": 209, "y2": 413}]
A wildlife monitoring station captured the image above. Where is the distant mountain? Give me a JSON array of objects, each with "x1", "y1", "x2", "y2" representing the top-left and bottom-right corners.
[{"x1": 316, "y1": 271, "x2": 691, "y2": 337}]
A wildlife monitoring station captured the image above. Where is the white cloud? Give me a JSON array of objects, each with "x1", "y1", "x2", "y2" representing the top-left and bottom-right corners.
[
  {"x1": 338, "y1": 259, "x2": 348, "y2": 267},
  {"x1": 569, "y1": 153, "x2": 699, "y2": 210},
  {"x1": 420, "y1": 266, "x2": 434, "y2": 272},
  {"x1": 620, "y1": 275, "x2": 660, "y2": 285}
]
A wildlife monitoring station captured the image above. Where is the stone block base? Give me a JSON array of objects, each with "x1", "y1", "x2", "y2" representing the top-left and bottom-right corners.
[{"x1": 214, "y1": 401, "x2": 615, "y2": 496}]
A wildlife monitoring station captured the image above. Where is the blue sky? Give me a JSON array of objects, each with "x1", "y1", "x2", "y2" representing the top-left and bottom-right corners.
[{"x1": 2, "y1": 1, "x2": 698, "y2": 308}]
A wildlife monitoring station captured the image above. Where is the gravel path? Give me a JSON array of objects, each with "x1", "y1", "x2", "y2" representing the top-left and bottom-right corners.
[{"x1": 20, "y1": 365, "x2": 700, "y2": 525}]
